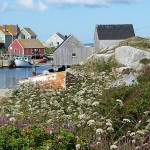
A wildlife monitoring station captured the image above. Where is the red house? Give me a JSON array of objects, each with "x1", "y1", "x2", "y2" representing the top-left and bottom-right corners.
[{"x1": 8, "y1": 39, "x2": 45, "y2": 56}]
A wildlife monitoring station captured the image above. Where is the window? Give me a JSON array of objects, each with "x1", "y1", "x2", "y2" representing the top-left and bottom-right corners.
[{"x1": 72, "y1": 53, "x2": 76, "y2": 57}]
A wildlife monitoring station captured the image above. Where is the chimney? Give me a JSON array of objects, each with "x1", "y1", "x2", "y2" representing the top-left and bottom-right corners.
[{"x1": 2, "y1": 25, "x2": 6, "y2": 32}]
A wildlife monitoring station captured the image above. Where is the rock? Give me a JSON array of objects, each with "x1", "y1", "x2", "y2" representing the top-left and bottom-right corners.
[
  {"x1": 115, "y1": 46, "x2": 150, "y2": 69},
  {"x1": 111, "y1": 73, "x2": 138, "y2": 87},
  {"x1": 86, "y1": 53, "x2": 114, "y2": 62},
  {"x1": 43, "y1": 70, "x2": 50, "y2": 75}
]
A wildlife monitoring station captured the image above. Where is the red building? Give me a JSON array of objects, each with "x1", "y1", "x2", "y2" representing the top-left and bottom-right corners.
[{"x1": 8, "y1": 39, "x2": 45, "y2": 56}]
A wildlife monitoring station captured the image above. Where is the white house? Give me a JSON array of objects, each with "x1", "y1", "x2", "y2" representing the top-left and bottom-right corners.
[
  {"x1": 21, "y1": 28, "x2": 37, "y2": 39},
  {"x1": 94, "y1": 24, "x2": 135, "y2": 53},
  {"x1": 46, "y1": 32, "x2": 66, "y2": 48}
]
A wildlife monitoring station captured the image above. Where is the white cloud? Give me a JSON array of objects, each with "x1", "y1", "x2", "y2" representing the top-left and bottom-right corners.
[
  {"x1": 16, "y1": 0, "x2": 48, "y2": 12},
  {"x1": 47, "y1": 0, "x2": 140, "y2": 6},
  {"x1": 0, "y1": 0, "x2": 140, "y2": 12}
]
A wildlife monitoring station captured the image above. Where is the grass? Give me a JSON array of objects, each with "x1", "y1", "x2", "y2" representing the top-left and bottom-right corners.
[{"x1": 119, "y1": 36, "x2": 150, "y2": 50}]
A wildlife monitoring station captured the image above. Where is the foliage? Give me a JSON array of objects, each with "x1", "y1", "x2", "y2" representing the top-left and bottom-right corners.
[
  {"x1": 0, "y1": 123, "x2": 76, "y2": 150},
  {"x1": 0, "y1": 59, "x2": 150, "y2": 149},
  {"x1": 72, "y1": 57, "x2": 117, "y2": 75},
  {"x1": 140, "y1": 58, "x2": 150, "y2": 65},
  {"x1": 45, "y1": 47, "x2": 55, "y2": 54},
  {"x1": 119, "y1": 36, "x2": 150, "y2": 50}
]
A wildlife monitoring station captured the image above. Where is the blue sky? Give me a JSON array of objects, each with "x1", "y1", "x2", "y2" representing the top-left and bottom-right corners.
[{"x1": 0, "y1": 0, "x2": 150, "y2": 43}]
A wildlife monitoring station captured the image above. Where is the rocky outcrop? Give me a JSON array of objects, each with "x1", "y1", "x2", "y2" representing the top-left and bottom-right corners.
[{"x1": 115, "y1": 46, "x2": 150, "y2": 69}]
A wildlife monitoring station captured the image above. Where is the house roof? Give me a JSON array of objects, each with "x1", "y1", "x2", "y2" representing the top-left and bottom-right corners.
[
  {"x1": 56, "y1": 32, "x2": 66, "y2": 40},
  {"x1": 96, "y1": 24, "x2": 135, "y2": 40},
  {"x1": 55, "y1": 35, "x2": 72, "y2": 51},
  {"x1": 17, "y1": 39, "x2": 44, "y2": 48},
  {"x1": 0, "y1": 25, "x2": 20, "y2": 36},
  {"x1": 22, "y1": 28, "x2": 37, "y2": 36}
]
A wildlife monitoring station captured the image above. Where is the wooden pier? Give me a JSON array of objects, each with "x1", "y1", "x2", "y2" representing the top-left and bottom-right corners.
[{"x1": 0, "y1": 56, "x2": 14, "y2": 68}]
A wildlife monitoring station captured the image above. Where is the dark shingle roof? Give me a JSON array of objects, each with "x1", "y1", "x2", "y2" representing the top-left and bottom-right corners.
[
  {"x1": 56, "y1": 32, "x2": 66, "y2": 40},
  {"x1": 96, "y1": 24, "x2": 135, "y2": 40}
]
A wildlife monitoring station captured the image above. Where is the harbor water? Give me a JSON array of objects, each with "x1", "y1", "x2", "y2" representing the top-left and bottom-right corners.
[{"x1": 0, "y1": 65, "x2": 52, "y2": 89}]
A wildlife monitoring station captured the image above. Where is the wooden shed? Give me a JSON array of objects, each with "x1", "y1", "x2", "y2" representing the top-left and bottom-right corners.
[{"x1": 53, "y1": 35, "x2": 93, "y2": 66}]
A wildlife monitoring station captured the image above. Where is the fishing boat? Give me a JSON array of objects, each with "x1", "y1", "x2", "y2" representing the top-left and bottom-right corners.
[
  {"x1": 14, "y1": 55, "x2": 47, "y2": 68},
  {"x1": 14, "y1": 56, "x2": 33, "y2": 68}
]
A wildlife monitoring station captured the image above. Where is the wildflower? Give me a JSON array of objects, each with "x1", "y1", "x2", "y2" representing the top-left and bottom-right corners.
[
  {"x1": 96, "y1": 128, "x2": 103, "y2": 134},
  {"x1": 130, "y1": 132, "x2": 136, "y2": 137},
  {"x1": 48, "y1": 128, "x2": 53, "y2": 134},
  {"x1": 132, "y1": 139, "x2": 136, "y2": 144},
  {"x1": 9, "y1": 117, "x2": 16, "y2": 122},
  {"x1": 106, "y1": 122, "x2": 112, "y2": 127},
  {"x1": 123, "y1": 118, "x2": 131, "y2": 123},
  {"x1": 110, "y1": 144, "x2": 117, "y2": 149},
  {"x1": 76, "y1": 144, "x2": 81, "y2": 150},
  {"x1": 106, "y1": 119, "x2": 112, "y2": 123},
  {"x1": 116, "y1": 99, "x2": 123, "y2": 107},
  {"x1": 144, "y1": 111, "x2": 150, "y2": 115},
  {"x1": 93, "y1": 112, "x2": 99, "y2": 116},
  {"x1": 57, "y1": 135, "x2": 61, "y2": 139},
  {"x1": 87, "y1": 120, "x2": 95, "y2": 126},
  {"x1": 78, "y1": 114, "x2": 86, "y2": 120},
  {"x1": 107, "y1": 127, "x2": 114, "y2": 132},
  {"x1": 136, "y1": 130, "x2": 146, "y2": 135},
  {"x1": 92, "y1": 101, "x2": 99, "y2": 106}
]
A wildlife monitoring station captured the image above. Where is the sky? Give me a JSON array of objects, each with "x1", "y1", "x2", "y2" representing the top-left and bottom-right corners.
[{"x1": 0, "y1": 0, "x2": 150, "y2": 44}]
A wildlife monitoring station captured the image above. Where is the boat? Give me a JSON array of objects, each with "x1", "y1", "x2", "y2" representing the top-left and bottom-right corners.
[
  {"x1": 14, "y1": 56, "x2": 33, "y2": 68},
  {"x1": 14, "y1": 55, "x2": 47, "y2": 68}
]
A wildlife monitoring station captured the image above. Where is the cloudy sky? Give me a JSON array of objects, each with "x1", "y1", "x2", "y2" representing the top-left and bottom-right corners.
[{"x1": 0, "y1": 0, "x2": 149, "y2": 43}]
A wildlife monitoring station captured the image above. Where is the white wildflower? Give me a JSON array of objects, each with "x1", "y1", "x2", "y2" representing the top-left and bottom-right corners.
[
  {"x1": 46, "y1": 119, "x2": 52, "y2": 124},
  {"x1": 76, "y1": 144, "x2": 81, "y2": 150},
  {"x1": 106, "y1": 122, "x2": 112, "y2": 127},
  {"x1": 106, "y1": 119, "x2": 112, "y2": 123},
  {"x1": 92, "y1": 101, "x2": 99, "y2": 106},
  {"x1": 96, "y1": 128, "x2": 103, "y2": 134},
  {"x1": 6, "y1": 114, "x2": 10, "y2": 117},
  {"x1": 9, "y1": 117, "x2": 16, "y2": 122},
  {"x1": 110, "y1": 144, "x2": 117, "y2": 149},
  {"x1": 87, "y1": 120, "x2": 95, "y2": 126},
  {"x1": 144, "y1": 111, "x2": 150, "y2": 115},
  {"x1": 116, "y1": 99, "x2": 123, "y2": 106},
  {"x1": 107, "y1": 127, "x2": 114, "y2": 132},
  {"x1": 78, "y1": 114, "x2": 86, "y2": 120},
  {"x1": 135, "y1": 146, "x2": 140, "y2": 149},
  {"x1": 146, "y1": 119, "x2": 150, "y2": 122},
  {"x1": 93, "y1": 112, "x2": 99, "y2": 116},
  {"x1": 132, "y1": 139, "x2": 136, "y2": 144},
  {"x1": 130, "y1": 132, "x2": 136, "y2": 137},
  {"x1": 123, "y1": 118, "x2": 131, "y2": 123},
  {"x1": 136, "y1": 130, "x2": 145, "y2": 135}
]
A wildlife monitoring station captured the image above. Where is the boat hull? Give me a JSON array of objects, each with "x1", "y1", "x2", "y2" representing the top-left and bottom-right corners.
[
  {"x1": 34, "y1": 58, "x2": 47, "y2": 63},
  {"x1": 14, "y1": 59, "x2": 33, "y2": 68}
]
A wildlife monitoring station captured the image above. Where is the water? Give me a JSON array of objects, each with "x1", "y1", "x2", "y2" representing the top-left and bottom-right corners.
[{"x1": 0, "y1": 65, "x2": 52, "y2": 89}]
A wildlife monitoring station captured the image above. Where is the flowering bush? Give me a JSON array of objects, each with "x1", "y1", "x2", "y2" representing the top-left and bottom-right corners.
[{"x1": 0, "y1": 59, "x2": 150, "y2": 149}]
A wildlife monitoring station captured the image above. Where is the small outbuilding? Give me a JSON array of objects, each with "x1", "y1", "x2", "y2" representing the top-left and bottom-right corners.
[
  {"x1": 94, "y1": 24, "x2": 135, "y2": 53},
  {"x1": 53, "y1": 35, "x2": 93, "y2": 66}
]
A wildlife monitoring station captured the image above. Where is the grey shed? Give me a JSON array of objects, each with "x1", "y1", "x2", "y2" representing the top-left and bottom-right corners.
[{"x1": 53, "y1": 35, "x2": 93, "y2": 66}]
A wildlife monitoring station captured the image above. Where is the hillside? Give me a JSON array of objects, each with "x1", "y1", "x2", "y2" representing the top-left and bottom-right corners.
[{"x1": 0, "y1": 36, "x2": 150, "y2": 149}]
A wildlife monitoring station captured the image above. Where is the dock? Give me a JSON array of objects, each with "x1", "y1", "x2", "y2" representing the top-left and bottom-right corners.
[{"x1": 0, "y1": 58, "x2": 14, "y2": 68}]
